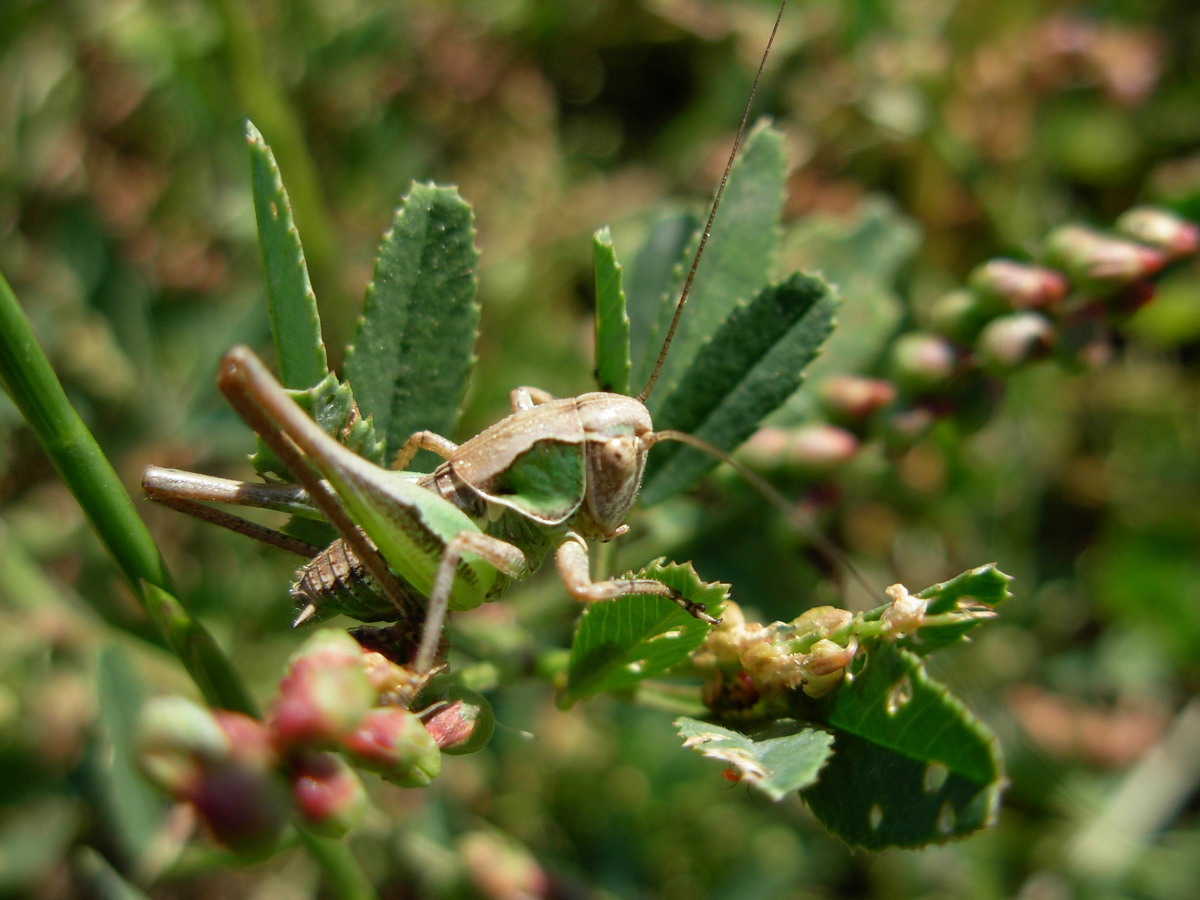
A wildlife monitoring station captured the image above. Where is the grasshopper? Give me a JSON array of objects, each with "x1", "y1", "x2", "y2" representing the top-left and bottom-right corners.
[{"x1": 143, "y1": 3, "x2": 792, "y2": 675}]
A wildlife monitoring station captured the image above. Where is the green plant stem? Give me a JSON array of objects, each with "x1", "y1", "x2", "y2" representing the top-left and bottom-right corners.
[
  {"x1": 781, "y1": 607, "x2": 990, "y2": 655},
  {"x1": 298, "y1": 830, "x2": 380, "y2": 900},
  {"x1": 0, "y1": 269, "x2": 375, "y2": 900},
  {"x1": 0, "y1": 271, "x2": 252, "y2": 716},
  {"x1": 0, "y1": 271, "x2": 173, "y2": 594},
  {"x1": 141, "y1": 583, "x2": 257, "y2": 716}
]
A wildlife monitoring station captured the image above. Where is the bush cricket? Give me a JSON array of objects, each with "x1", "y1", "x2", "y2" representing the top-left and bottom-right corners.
[{"x1": 143, "y1": 2, "x2": 795, "y2": 676}]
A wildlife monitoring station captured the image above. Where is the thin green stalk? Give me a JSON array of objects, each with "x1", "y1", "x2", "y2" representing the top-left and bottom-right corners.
[
  {"x1": 0, "y1": 278, "x2": 171, "y2": 595},
  {"x1": 0, "y1": 269, "x2": 375, "y2": 897},
  {"x1": 0, "y1": 268, "x2": 252, "y2": 717},
  {"x1": 141, "y1": 583, "x2": 257, "y2": 716},
  {"x1": 298, "y1": 830, "x2": 380, "y2": 900}
]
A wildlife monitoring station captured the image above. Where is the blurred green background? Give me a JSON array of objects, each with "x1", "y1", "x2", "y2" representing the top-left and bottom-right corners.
[{"x1": 3, "y1": 0, "x2": 1200, "y2": 896}]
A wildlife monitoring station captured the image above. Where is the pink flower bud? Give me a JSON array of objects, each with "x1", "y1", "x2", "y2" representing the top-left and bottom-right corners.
[
  {"x1": 976, "y1": 312, "x2": 1056, "y2": 373},
  {"x1": 1115, "y1": 206, "x2": 1199, "y2": 260},
  {"x1": 742, "y1": 425, "x2": 858, "y2": 476},
  {"x1": 290, "y1": 751, "x2": 367, "y2": 837},
  {"x1": 271, "y1": 630, "x2": 375, "y2": 749},
  {"x1": 881, "y1": 405, "x2": 937, "y2": 451},
  {"x1": 422, "y1": 688, "x2": 495, "y2": 755},
  {"x1": 889, "y1": 333, "x2": 957, "y2": 394},
  {"x1": 342, "y1": 707, "x2": 442, "y2": 788},
  {"x1": 137, "y1": 698, "x2": 290, "y2": 855},
  {"x1": 1043, "y1": 225, "x2": 1167, "y2": 294},
  {"x1": 818, "y1": 376, "x2": 897, "y2": 424},
  {"x1": 969, "y1": 260, "x2": 1069, "y2": 313}
]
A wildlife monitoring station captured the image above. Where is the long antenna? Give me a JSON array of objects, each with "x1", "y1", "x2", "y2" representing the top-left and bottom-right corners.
[
  {"x1": 647, "y1": 429, "x2": 878, "y2": 600},
  {"x1": 638, "y1": 0, "x2": 788, "y2": 403}
]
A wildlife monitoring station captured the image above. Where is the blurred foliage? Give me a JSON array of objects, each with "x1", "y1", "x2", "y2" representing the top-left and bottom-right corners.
[{"x1": 2, "y1": 0, "x2": 1200, "y2": 896}]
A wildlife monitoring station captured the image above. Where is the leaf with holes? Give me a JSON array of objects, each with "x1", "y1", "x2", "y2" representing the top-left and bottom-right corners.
[
  {"x1": 797, "y1": 642, "x2": 1003, "y2": 849},
  {"x1": 675, "y1": 717, "x2": 834, "y2": 801}
]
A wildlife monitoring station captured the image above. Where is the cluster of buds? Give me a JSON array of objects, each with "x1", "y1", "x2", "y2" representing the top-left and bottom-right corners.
[
  {"x1": 693, "y1": 584, "x2": 969, "y2": 718},
  {"x1": 743, "y1": 206, "x2": 1196, "y2": 478},
  {"x1": 693, "y1": 601, "x2": 859, "y2": 715},
  {"x1": 929, "y1": 206, "x2": 1195, "y2": 381},
  {"x1": 877, "y1": 584, "x2": 932, "y2": 637},
  {"x1": 137, "y1": 629, "x2": 493, "y2": 853}
]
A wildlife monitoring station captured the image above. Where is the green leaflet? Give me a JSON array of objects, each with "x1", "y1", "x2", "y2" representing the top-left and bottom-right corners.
[
  {"x1": 561, "y1": 561, "x2": 727, "y2": 707},
  {"x1": 800, "y1": 642, "x2": 1004, "y2": 849},
  {"x1": 246, "y1": 121, "x2": 329, "y2": 391},
  {"x1": 619, "y1": 120, "x2": 840, "y2": 504},
  {"x1": 72, "y1": 847, "x2": 152, "y2": 900},
  {"x1": 593, "y1": 227, "x2": 631, "y2": 396},
  {"x1": 345, "y1": 183, "x2": 480, "y2": 466},
  {"x1": 640, "y1": 273, "x2": 838, "y2": 505},
  {"x1": 675, "y1": 717, "x2": 834, "y2": 801},
  {"x1": 902, "y1": 563, "x2": 1015, "y2": 655},
  {"x1": 643, "y1": 121, "x2": 786, "y2": 414}
]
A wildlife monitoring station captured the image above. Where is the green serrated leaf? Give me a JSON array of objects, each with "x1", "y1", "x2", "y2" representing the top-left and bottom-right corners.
[
  {"x1": 246, "y1": 120, "x2": 329, "y2": 390},
  {"x1": 561, "y1": 561, "x2": 727, "y2": 707},
  {"x1": 640, "y1": 273, "x2": 838, "y2": 505},
  {"x1": 626, "y1": 211, "x2": 698, "y2": 392},
  {"x1": 675, "y1": 717, "x2": 834, "y2": 801},
  {"x1": 345, "y1": 183, "x2": 480, "y2": 465},
  {"x1": 918, "y1": 563, "x2": 1014, "y2": 613},
  {"x1": 800, "y1": 642, "x2": 1003, "y2": 849},
  {"x1": 903, "y1": 564, "x2": 1015, "y2": 655},
  {"x1": 593, "y1": 227, "x2": 631, "y2": 395},
  {"x1": 644, "y1": 121, "x2": 786, "y2": 413}
]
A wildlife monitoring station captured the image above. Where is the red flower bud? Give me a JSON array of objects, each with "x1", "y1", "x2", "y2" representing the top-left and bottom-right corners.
[
  {"x1": 342, "y1": 707, "x2": 442, "y2": 787},
  {"x1": 290, "y1": 751, "x2": 367, "y2": 837},
  {"x1": 1115, "y1": 206, "x2": 1199, "y2": 260},
  {"x1": 969, "y1": 260, "x2": 1068, "y2": 313},
  {"x1": 422, "y1": 688, "x2": 495, "y2": 756},
  {"x1": 271, "y1": 630, "x2": 375, "y2": 749}
]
